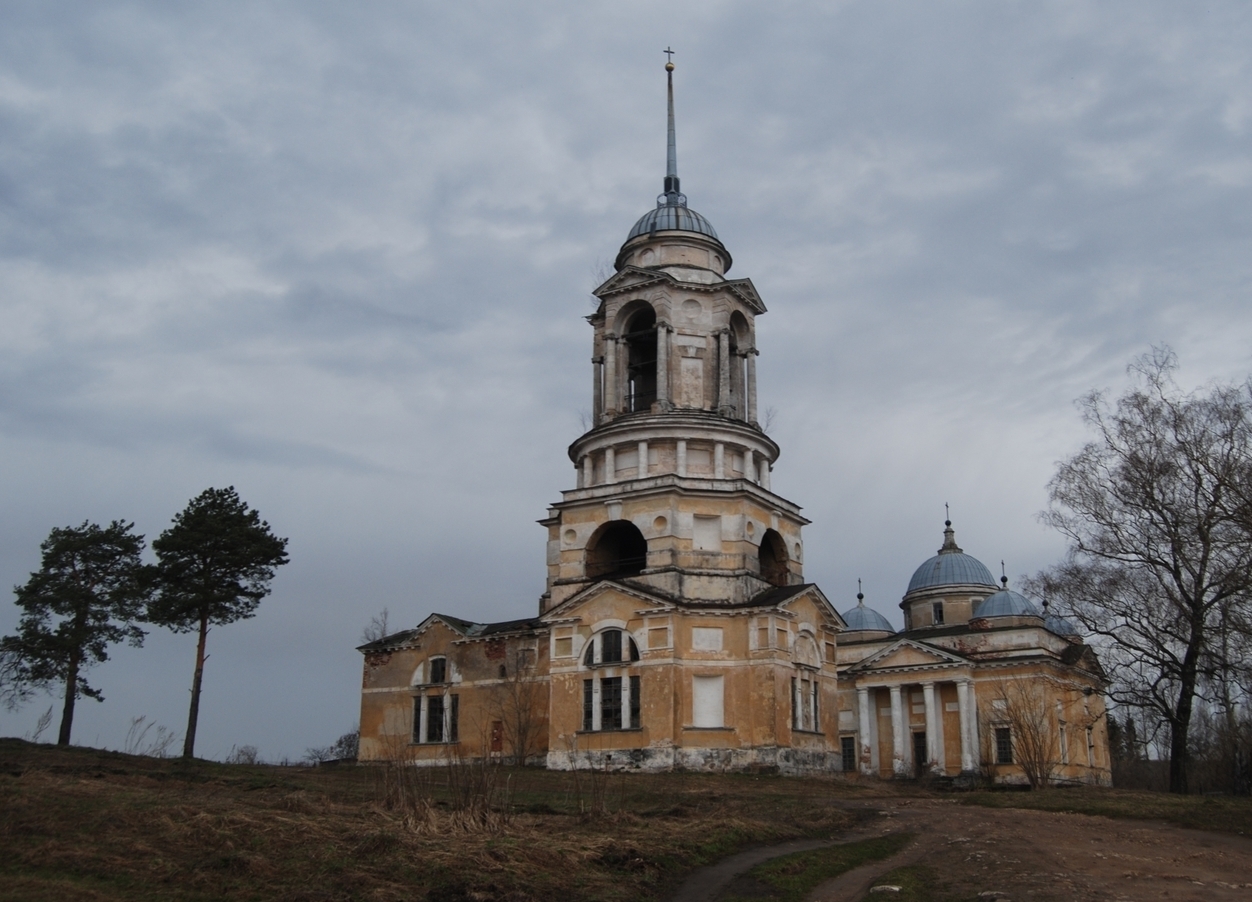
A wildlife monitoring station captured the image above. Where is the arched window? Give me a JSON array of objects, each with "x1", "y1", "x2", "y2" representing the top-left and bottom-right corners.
[
  {"x1": 623, "y1": 307, "x2": 657, "y2": 413},
  {"x1": 759, "y1": 529, "x2": 789, "y2": 587},
  {"x1": 581, "y1": 628, "x2": 642, "y2": 732},
  {"x1": 582, "y1": 628, "x2": 640, "y2": 665},
  {"x1": 585, "y1": 520, "x2": 648, "y2": 580}
]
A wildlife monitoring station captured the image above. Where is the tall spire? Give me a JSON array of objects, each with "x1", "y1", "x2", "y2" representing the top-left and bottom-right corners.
[{"x1": 660, "y1": 49, "x2": 686, "y2": 208}]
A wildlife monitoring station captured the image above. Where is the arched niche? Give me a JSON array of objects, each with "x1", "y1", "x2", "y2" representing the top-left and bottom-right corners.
[
  {"x1": 585, "y1": 520, "x2": 648, "y2": 580},
  {"x1": 759, "y1": 528, "x2": 789, "y2": 587},
  {"x1": 621, "y1": 305, "x2": 657, "y2": 413}
]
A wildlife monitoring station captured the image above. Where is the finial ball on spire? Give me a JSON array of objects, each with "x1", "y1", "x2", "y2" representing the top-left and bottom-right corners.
[{"x1": 665, "y1": 61, "x2": 675, "y2": 71}]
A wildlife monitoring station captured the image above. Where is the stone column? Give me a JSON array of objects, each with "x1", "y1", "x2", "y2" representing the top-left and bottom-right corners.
[
  {"x1": 967, "y1": 680, "x2": 980, "y2": 768},
  {"x1": 417, "y1": 692, "x2": 427, "y2": 743},
  {"x1": 744, "y1": 448, "x2": 755, "y2": 484},
  {"x1": 656, "y1": 324, "x2": 670, "y2": 409},
  {"x1": 591, "y1": 678, "x2": 602, "y2": 731},
  {"x1": 922, "y1": 682, "x2": 939, "y2": 773},
  {"x1": 760, "y1": 461, "x2": 771, "y2": 492},
  {"x1": 857, "y1": 686, "x2": 873, "y2": 775},
  {"x1": 713, "y1": 443, "x2": 725, "y2": 478},
  {"x1": 622, "y1": 674, "x2": 632, "y2": 729},
  {"x1": 889, "y1": 685, "x2": 906, "y2": 776},
  {"x1": 582, "y1": 455, "x2": 593, "y2": 488},
  {"x1": 604, "y1": 337, "x2": 618, "y2": 415},
  {"x1": 746, "y1": 349, "x2": 758, "y2": 424},
  {"x1": 957, "y1": 680, "x2": 974, "y2": 772},
  {"x1": 677, "y1": 439, "x2": 687, "y2": 477},
  {"x1": 443, "y1": 689, "x2": 453, "y2": 742},
  {"x1": 717, "y1": 330, "x2": 731, "y2": 414},
  {"x1": 637, "y1": 441, "x2": 648, "y2": 478},
  {"x1": 593, "y1": 356, "x2": 603, "y2": 423},
  {"x1": 604, "y1": 447, "x2": 616, "y2": 485}
]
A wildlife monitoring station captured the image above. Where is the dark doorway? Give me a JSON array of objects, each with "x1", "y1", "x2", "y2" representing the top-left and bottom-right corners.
[
  {"x1": 624, "y1": 307, "x2": 657, "y2": 413},
  {"x1": 759, "y1": 529, "x2": 789, "y2": 587},
  {"x1": 913, "y1": 731, "x2": 928, "y2": 776},
  {"x1": 585, "y1": 520, "x2": 648, "y2": 580}
]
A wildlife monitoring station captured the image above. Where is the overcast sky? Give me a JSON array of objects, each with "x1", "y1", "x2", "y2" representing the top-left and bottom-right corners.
[{"x1": 2, "y1": 1, "x2": 1250, "y2": 760}]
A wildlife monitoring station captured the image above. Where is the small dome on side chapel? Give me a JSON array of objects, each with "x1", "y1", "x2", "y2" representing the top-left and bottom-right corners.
[
  {"x1": 974, "y1": 579, "x2": 1042, "y2": 618},
  {"x1": 841, "y1": 586, "x2": 896, "y2": 635},
  {"x1": 906, "y1": 521, "x2": 997, "y2": 593}
]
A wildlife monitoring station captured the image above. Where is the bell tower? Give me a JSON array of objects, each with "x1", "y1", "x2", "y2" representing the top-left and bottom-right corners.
[{"x1": 539, "y1": 60, "x2": 811, "y2": 613}]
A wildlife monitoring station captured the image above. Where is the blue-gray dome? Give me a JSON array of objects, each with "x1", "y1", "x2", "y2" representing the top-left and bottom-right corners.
[
  {"x1": 841, "y1": 599, "x2": 896, "y2": 633},
  {"x1": 626, "y1": 203, "x2": 720, "y2": 242},
  {"x1": 1045, "y1": 613, "x2": 1080, "y2": 636},
  {"x1": 906, "y1": 522, "x2": 997, "y2": 594},
  {"x1": 975, "y1": 588, "x2": 1041, "y2": 618}
]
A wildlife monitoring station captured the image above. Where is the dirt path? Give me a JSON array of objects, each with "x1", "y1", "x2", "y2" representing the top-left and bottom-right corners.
[
  {"x1": 668, "y1": 797, "x2": 1252, "y2": 902},
  {"x1": 806, "y1": 798, "x2": 1252, "y2": 902}
]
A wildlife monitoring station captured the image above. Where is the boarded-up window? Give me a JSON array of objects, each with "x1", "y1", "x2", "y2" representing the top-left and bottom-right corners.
[
  {"x1": 648, "y1": 627, "x2": 669, "y2": 649},
  {"x1": 555, "y1": 637, "x2": 573, "y2": 657},
  {"x1": 693, "y1": 516, "x2": 722, "y2": 552},
  {"x1": 692, "y1": 675, "x2": 724, "y2": 728},
  {"x1": 692, "y1": 627, "x2": 723, "y2": 651}
]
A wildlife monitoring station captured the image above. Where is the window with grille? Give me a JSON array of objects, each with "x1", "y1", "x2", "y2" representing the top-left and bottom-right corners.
[
  {"x1": 601, "y1": 677, "x2": 623, "y2": 730},
  {"x1": 995, "y1": 727, "x2": 1013, "y2": 764},
  {"x1": 841, "y1": 736, "x2": 856, "y2": 772}
]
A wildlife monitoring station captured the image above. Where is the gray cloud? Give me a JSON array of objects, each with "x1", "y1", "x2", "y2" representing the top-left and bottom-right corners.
[{"x1": 1, "y1": 1, "x2": 1250, "y2": 759}]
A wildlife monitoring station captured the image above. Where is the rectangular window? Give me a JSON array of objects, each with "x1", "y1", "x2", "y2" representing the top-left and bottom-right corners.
[
  {"x1": 601, "y1": 676, "x2": 623, "y2": 730},
  {"x1": 932, "y1": 602, "x2": 944, "y2": 625},
  {"x1": 996, "y1": 727, "x2": 1013, "y2": 764},
  {"x1": 449, "y1": 695, "x2": 459, "y2": 742},
  {"x1": 811, "y1": 681, "x2": 820, "y2": 731},
  {"x1": 426, "y1": 695, "x2": 445, "y2": 743},
  {"x1": 1059, "y1": 726, "x2": 1069, "y2": 765},
  {"x1": 583, "y1": 679, "x2": 594, "y2": 731},
  {"x1": 790, "y1": 677, "x2": 798, "y2": 729},
  {"x1": 1086, "y1": 728, "x2": 1095, "y2": 768},
  {"x1": 429, "y1": 658, "x2": 447, "y2": 684},
  {"x1": 841, "y1": 736, "x2": 857, "y2": 772},
  {"x1": 692, "y1": 675, "x2": 724, "y2": 728},
  {"x1": 602, "y1": 630, "x2": 622, "y2": 663},
  {"x1": 630, "y1": 675, "x2": 641, "y2": 729},
  {"x1": 412, "y1": 697, "x2": 422, "y2": 743}
]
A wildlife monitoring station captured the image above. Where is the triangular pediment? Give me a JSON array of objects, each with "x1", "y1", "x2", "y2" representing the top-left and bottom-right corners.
[
  {"x1": 768, "y1": 584, "x2": 847, "y2": 631},
  {"x1": 849, "y1": 638, "x2": 970, "y2": 674},
  {"x1": 539, "y1": 580, "x2": 675, "y2": 623},
  {"x1": 592, "y1": 267, "x2": 766, "y2": 315}
]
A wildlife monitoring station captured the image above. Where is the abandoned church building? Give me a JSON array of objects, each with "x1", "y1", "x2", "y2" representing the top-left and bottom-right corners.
[{"x1": 357, "y1": 63, "x2": 1112, "y2": 784}]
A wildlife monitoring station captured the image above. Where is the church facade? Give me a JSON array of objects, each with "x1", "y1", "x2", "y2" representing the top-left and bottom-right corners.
[{"x1": 357, "y1": 64, "x2": 1111, "y2": 784}]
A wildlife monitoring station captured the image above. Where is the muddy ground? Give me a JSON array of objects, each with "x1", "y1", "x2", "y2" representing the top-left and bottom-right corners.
[{"x1": 807, "y1": 798, "x2": 1252, "y2": 902}]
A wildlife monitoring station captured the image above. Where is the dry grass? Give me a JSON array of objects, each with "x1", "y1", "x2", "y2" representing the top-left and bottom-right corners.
[
  {"x1": 960, "y1": 785, "x2": 1252, "y2": 836},
  {"x1": 0, "y1": 739, "x2": 882, "y2": 901}
]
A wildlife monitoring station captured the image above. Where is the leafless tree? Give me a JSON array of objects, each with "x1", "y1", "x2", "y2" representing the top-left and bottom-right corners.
[
  {"x1": 487, "y1": 646, "x2": 547, "y2": 765},
  {"x1": 1029, "y1": 348, "x2": 1252, "y2": 793},
  {"x1": 995, "y1": 678, "x2": 1063, "y2": 789},
  {"x1": 360, "y1": 608, "x2": 391, "y2": 645}
]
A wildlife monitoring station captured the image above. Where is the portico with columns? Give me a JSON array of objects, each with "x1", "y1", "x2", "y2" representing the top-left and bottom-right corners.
[{"x1": 845, "y1": 641, "x2": 982, "y2": 777}]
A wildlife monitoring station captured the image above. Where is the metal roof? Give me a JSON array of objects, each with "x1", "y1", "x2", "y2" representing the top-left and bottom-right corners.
[
  {"x1": 906, "y1": 521, "x2": 997, "y2": 594},
  {"x1": 840, "y1": 601, "x2": 896, "y2": 633},
  {"x1": 974, "y1": 588, "x2": 1041, "y2": 618},
  {"x1": 626, "y1": 202, "x2": 720, "y2": 241}
]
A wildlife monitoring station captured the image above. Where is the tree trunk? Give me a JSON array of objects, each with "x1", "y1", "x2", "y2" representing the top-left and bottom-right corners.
[
  {"x1": 1169, "y1": 638, "x2": 1202, "y2": 794},
  {"x1": 57, "y1": 649, "x2": 80, "y2": 746},
  {"x1": 182, "y1": 615, "x2": 209, "y2": 759}
]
